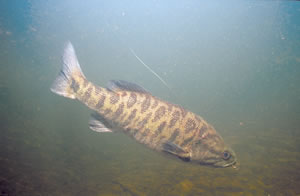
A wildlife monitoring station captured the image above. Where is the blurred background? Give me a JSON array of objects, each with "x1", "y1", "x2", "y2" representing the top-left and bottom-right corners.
[{"x1": 0, "y1": 1, "x2": 299, "y2": 195}]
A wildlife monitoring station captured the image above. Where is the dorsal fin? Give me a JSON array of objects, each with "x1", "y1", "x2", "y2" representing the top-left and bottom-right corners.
[{"x1": 107, "y1": 80, "x2": 149, "y2": 94}]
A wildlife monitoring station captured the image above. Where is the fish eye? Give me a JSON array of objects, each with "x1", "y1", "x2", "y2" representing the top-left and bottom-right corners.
[{"x1": 222, "y1": 151, "x2": 231, "y2": 160}]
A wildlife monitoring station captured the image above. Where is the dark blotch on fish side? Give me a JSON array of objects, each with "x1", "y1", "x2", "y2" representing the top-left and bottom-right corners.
[
  {"x1": 185, "y1": 118, "x2": 196, "y2": 133},
  {"x1": 169, "y1": 111, "x2": 180, "y2": 128},
  {"x1": 181, "y1": 136, "x2": 194, "y2": 147},
  {"x1": 110, "y1": 93, "x2": 120, "y2": 104},
  {"x1": 141, "y1": 95, "x2": 151, "y2": 113},
  {"x1": 179, "y1": 106, "x2": 187, "y2": 118},
  {"x1": 199, "y1": 124, "x2": 207, "y2": 134},
  {"x1": 113, "y1": 103, "x2": 124, "y2": 119},
  {"x1": 124, "y1": 109, "x2": 137, "y2": 125},
  {"x1": 83, "y1": 87, "x2": 93, "y2": 102},
  {"x1": 151, "y1": 99, "x2": 158, "y2": 109},
  {"x1": 167, "y1": 103, "x2": 173, "y2": 112},
  {"x1": 133, "y1": 116, "x2": 140, "y2": 125},
  {"x1": 127, "y1": 93, "x2": 137, "y2": 108},
  {"x1": 96, "y1": 95, "x2": 106, "y2": 108},
  {"x1": 154, "y1": 121, "x2": 167, "y2": 138},
  {"x1": 104, "y1": 108, "x2": 112, "y2": 116},
  {"x1": 71, "y1": 78, "x2": 79, "y2": 92},
  {"x1": 137, "y1": 112, "x2": 152, "y2": 129},
  {"x1": 82, "y1": 90, "x2": 91, "y2": 102},
  {"x1": 94, "y1": 87, "x2": 101, "y2": 95},
  {"x1": 168, "y1": 128, "x2": 180, "y2": 142},
  {"x1": 87, "y1": 87, "x2": 93, "y2": 94},
  {"x1": 152, "y1": 106, "x2": 166, "y2": 122}
]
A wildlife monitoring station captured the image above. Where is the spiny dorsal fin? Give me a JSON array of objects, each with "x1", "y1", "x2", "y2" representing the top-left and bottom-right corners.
[{"x1": 107, "y1": 80, "x2": 149, "y2": 94}]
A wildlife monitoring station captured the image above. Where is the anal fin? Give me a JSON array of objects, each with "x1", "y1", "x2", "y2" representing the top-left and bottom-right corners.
[{"x1": 89, "y1": 112, "x2": 113, "y2": 133}]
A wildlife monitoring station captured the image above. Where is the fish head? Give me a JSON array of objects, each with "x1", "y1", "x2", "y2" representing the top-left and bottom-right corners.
[{"x1": 189, "y1": 129, "x2": 237, "y2": 168}]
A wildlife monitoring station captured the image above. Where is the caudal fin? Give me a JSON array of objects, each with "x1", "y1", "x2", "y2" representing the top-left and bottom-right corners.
[{"x1": 50, "y1": 42, "x2": 85, "y2": 99}]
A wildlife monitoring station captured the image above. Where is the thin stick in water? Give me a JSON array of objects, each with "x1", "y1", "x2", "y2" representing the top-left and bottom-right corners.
[{"x1": 129, "y1": 48, "x2": 171, "y2": 90}]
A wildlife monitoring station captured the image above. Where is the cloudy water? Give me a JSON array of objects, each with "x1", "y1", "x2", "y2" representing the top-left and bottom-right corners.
[{"x1": 0, "y1": 1, "x2": 300, "y2": 195}]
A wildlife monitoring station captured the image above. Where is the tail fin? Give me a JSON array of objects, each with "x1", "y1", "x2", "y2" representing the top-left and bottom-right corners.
[{"x1": 51, "y1": 42, "x2": 85, "y2": 99}]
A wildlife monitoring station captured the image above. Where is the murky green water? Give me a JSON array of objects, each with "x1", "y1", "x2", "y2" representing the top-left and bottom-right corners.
[{"x1": 1, "y1": 1, "x2": 300, "y2": 195}]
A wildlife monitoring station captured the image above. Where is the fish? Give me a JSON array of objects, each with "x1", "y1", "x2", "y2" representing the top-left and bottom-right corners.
[{"x1": 51, "y1": 42, "x2": 237, "y2": 168}]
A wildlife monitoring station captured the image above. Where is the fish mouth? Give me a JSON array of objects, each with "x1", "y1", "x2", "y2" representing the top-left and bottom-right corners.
[
  {"x1": 221, "y1": 159, "x2": 239, "y2": 169},
  {"x1": 203, "y1": 159, "x2": 237, "y2": 168},
  {"x1": 213, "y1": 157, "x2": 237, "y2": 168},
  {"x1": 222, "y1": 161, "x2": 237, "y2": 168}
]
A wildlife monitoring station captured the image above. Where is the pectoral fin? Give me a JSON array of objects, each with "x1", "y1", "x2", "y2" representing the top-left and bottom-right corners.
[
  {"x1": 89, "y1": 112, "x2": 113, "y2": 133},
  {"x1": 162, "y1": 142, "x2": 190, "y2": 162}
]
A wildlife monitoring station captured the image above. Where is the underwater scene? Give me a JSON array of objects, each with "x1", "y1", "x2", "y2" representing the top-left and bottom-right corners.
[{"x1": 0, "y1": 1, "x2": 300, "y2": 195}]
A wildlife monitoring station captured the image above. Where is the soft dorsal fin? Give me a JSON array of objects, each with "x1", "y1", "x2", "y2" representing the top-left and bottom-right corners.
[{"x1": 107, "y1": 80, "x2": 149, "y2": 94}]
